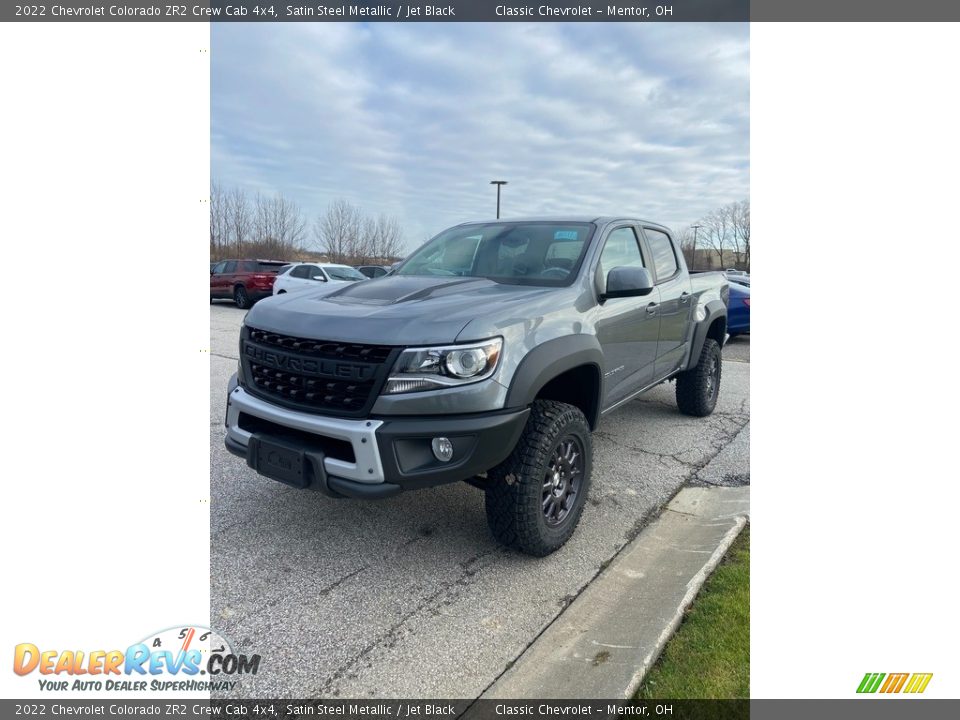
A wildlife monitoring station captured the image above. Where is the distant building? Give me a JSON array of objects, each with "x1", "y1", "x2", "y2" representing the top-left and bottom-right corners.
[{"x1": 688, "y1": 248, "x2": 748, "y2": 272}]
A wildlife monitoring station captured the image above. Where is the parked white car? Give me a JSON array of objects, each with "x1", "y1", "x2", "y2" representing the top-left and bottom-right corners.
[{"x1": 272, "y1": 262, "x2": 367, "y2": 295}]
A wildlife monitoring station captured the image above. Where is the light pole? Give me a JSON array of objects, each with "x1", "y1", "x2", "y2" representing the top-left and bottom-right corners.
[
  {"x1": 490, "y1": 180, "x2": 507, "y2": 219},
  {"x1": 690, "y1": 224, "x2": 702, "y2": 271}
]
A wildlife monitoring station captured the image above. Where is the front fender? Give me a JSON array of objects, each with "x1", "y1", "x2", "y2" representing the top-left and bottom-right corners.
[{"x1": 504, "y1": 335, "x2": 604, "y2": 428}]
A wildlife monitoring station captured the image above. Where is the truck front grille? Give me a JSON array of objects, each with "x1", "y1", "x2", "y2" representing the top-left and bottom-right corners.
[{"x1": 241, "y1": 327, "x2": 396, "y2": 417}]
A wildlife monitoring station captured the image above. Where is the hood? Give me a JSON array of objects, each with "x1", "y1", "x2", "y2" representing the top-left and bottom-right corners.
[{"x1": 244, "y1": 275, "x2": 559, "y2": 345}]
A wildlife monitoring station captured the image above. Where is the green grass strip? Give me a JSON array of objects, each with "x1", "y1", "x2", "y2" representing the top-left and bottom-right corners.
[{"x1": 637, "y1": 526, "x2": 750, "y2": 699}]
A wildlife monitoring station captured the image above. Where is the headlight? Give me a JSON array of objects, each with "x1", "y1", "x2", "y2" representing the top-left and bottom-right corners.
[{"x1": 383, "y1": 338, "x2": 502, "y2": 394}]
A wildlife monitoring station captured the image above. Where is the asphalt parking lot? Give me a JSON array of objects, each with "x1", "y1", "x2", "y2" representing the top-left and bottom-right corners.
[{"x1": 209, "y1": 302, "x2": 750, "y2": 698}]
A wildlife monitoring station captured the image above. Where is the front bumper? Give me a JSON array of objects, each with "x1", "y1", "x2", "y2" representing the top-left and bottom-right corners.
[{"x1": 225, "y1": 384, "x2": 528, "y2": 499}]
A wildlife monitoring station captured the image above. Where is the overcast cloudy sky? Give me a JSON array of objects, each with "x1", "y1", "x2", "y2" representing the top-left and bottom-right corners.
[{"x1": 212, "y1": 23, "x2": 748, "y2": 252}]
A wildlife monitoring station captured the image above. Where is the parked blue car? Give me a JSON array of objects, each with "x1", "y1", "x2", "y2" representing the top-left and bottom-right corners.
[{"x1": 728, "y1": 281, "x2": 750, "y2": 336}]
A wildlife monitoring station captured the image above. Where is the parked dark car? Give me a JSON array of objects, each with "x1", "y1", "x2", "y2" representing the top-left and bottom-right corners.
[
  {"x1": 356, "y1": 265, "x2": 390, "y2": 279},
  {"x1": 724, "y1": 271, "x2": 749, "y2": 287},
  {"x1": 728, "y1": 281, "x2": 750, "y2": 336},
  {"x1": 210, "y1": 259, "x2": 288, "y2": 309}
]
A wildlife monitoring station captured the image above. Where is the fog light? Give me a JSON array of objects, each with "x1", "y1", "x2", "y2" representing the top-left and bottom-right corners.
[{"x1": 431, "y1": 437, "x2": 454, "y2": 462}]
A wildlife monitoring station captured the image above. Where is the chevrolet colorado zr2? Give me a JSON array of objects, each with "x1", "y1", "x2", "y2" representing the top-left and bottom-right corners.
[{"x1": 224, "y1": 217, "x2": 729, "y2": 555}]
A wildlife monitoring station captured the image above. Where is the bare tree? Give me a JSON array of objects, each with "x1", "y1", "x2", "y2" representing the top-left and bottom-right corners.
[
  {"x1": 244, "y1": 192, "x2": 306, "y2": 258},
  {"x1": 315, "y1": 199, "x2": 363, "y2": 264},
  {"x1": 699, "y1": 207, "x2": 733, "y2": 269},
  {"x1": 210, "y1": 181, "x2": 229, "y2": 259},
  {"x1": 362, "y1": 213, "x2": 404, "y2": 262},
  {"x1": 251, "y1": 192, "x2": 271, "y2": 247},
  {"x1": 210, "y1": 185, "x2": 406, "y2": 263},
  {"x1": 675, "y1": 226, "x2": 697, "y2": 269},
  {"x1": 730, "y1": 199, "x2": 750, "y2": 271},
  {"x1": 357, "y1": 215, "x2": 378, "y2": 264},
  {"x1": 226, "y1": 186, "x2": 252, "y2": 257},
  {"x1": 269, "y1": 194, "x2": 307, "y2": 251}
]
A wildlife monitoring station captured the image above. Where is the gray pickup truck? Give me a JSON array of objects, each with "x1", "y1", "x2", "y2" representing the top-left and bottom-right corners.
[{"x1": 225, "y1": 217, "x2": 729, "y2": 555}]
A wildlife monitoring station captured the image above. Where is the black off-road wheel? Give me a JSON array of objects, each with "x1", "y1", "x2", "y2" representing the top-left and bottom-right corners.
[
  {"x1": 676, "y1": 338, "x2": 722, "y2": 417},
  {"x1": 485, "y1": 400, "x2": 593, "y2": 556},
  {"x1": 233, "y1": 285, "x2": 250, "y2": 309}
]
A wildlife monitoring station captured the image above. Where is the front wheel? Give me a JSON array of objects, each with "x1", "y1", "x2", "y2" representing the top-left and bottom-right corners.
[
  {"x1": 676, "y1": 338, "x2": 722, "y2": 417},
  {"x1": 485, "y1": 400, "x2": 593, "y2": 556}
]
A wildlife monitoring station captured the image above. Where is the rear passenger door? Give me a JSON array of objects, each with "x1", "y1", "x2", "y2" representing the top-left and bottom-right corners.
[
  {"x1": 221, "y1": 261, "x2": 238, "y2": 295},
  {"x1": 642, "y1": 227, "x2": 692, "y2": 377},
  {"x1": 594, "y1": 224, "x2": 661, "y2": 409},
  {"x1": 288, "y1": 264, "x2": 311, "y2": 289}
]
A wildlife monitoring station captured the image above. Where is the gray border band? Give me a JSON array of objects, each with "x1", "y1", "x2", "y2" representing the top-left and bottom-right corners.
[{"x1": 6, "y1": 1, "x2": 960, "y2": 22}]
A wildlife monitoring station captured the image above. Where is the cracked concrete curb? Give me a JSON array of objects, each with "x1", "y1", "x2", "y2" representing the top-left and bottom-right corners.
[{"x1": 481, "y1": 486, "x2": 750, "y2": 699}]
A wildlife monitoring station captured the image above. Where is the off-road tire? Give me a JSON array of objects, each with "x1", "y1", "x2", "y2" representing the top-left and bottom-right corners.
[
  {"x1": 234, "y1": 285, "x2": 250, "y2": 309},
  {"x1": 485, "y1": 400, "x2": 592, "y2": 556},
  {"x1": 676, "y1": 338, "x2": 722, "y2": 417}
]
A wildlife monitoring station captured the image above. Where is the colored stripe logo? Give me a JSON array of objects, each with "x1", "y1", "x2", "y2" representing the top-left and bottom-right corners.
[{"x1": 857, "y1": 672, "x2": 932, "y2": 694}]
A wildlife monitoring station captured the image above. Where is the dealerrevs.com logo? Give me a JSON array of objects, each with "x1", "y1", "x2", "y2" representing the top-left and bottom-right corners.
[
  {"x1": 13, "y1": 626, "x2": 260, "y2": 693},
  {"x1": 857, "y1": 672, "x2": 933, "y2": 694}
]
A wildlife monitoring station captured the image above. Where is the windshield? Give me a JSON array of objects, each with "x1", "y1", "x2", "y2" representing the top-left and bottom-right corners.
[
  {"x1": 395, "y1": 222, "x2": 596, "y2": 286},
  {"x1": 324, "y1": 266, "x2": 366, "y2": 281}
]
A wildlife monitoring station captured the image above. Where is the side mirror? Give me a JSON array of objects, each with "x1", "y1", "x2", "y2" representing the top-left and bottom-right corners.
[
  {"x1": 312, "y1": 275, "x2": 327, "y2": 282},
  {"x1": 603, "y1": 266, "x2": 654, "y2": 299}
]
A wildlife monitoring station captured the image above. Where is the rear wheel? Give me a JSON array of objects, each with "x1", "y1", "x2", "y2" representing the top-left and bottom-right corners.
[
  {"x1": 234, "y1": 285, "x2": 250, "y2": 309},
  {"x1": 485, "y1": 400, "x2": 592, "y2": 556},
  {"x1": 676, "y1": 338, "x2": 722, "y2": 416}
]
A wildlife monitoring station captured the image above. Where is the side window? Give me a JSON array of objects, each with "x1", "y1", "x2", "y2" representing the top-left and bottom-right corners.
[
  {"x1": 222, "y1": 261, "x2": 237, "y2": 273},
  {"x1": 599, "y1": 227, "x2": 645, "y2": 278},
  {"x1": 212, "y1": 261, "x2": 227, "y2": 274},
  {"x1": 290, "y1": 265, "x2": 308, "y2": 279},
  {"x1": 307, "y1": 266, "x2": 325, "y2": 281},
  {"x1": 644, "y1": 228, "x2": 678, "y2": 281}
]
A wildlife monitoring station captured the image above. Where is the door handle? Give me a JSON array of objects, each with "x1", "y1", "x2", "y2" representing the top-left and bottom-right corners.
[
  {"x1": 645, "y1": 303, "x2": 658, "y2": 315},
  {"x1": 680, "y1": 292, "x2": 691, "y2": 304}
]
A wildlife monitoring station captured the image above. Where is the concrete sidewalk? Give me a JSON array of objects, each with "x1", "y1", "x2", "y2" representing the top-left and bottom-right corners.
[{"x1": 482, "y1": 485, "x2": 750, "y2": 699}]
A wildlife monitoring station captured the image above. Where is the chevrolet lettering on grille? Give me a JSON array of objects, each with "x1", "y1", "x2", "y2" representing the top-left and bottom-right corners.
[{"x1": 244, "y1": 344, "x2": 376, "y2": 381}]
